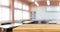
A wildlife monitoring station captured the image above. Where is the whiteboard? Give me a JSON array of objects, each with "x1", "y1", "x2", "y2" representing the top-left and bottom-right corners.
[{"x1": 47, "y1": 6, "x2": 60, "y2": 12}]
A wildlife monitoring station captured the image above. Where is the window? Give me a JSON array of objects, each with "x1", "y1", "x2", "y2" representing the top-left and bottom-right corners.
[
  {"x1": 14, "y1": 1, "x2": 23, "y2": 21},
  {"x1": 0, "y1": 7, "x2": 2, "y2": 21},
  {"x1": 0, "y1": 7, "x2": 10, "y2": 21},
  {"x1": 22, "y1": 4, "x2": 30, "y2": 20},
  {"x1": 0, "y1": 0, "x2": 10, "y2": 24},
  {"x1": 0, "y1": 0, "x2": 10, "y2": 6},
  {"x1": 14, "y1": 10, "x2": 30, "y2": 20},
  {"x1": 23, "y1": 11, "x2": 30, "y2": 20},
  {"x1": 23, "y1": 4, "x2": 29, "y2": 10},
  {"x1": 14, "y1": 9, "x2": 22, "y2": 20},
  {"x1": 14, "y1": 1, "x2": 30, "y2": 20},
  {"x1": 14, "y1": 1, "x2": 22, "y2": 9}
]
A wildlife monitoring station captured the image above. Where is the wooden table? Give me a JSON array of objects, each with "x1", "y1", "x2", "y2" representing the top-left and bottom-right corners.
[{"x1": 13, "y1": 24, "x2": 60, "y2": 32}]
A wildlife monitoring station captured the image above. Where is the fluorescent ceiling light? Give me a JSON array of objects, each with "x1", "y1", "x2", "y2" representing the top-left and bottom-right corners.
[
  {"x1": 59, "y1": 3, "x2": 60, "y2": 5},
  {"x1": 47, "y1": 0, "x2": 50, "y2": 5},
  {"x1": 34, "y1": 1, "x2": 39, "y2": 6},
  {"x1": 31, "y1": 0, "x2": 39, "y2": 6}
]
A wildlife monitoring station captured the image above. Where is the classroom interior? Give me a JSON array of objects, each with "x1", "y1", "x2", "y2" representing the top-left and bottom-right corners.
[{"x1": 0, "y1": 0, "x2": 60, "y2": 32}]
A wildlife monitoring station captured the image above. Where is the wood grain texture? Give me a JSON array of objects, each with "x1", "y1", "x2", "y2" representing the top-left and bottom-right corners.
[{"x1": 13, "y1": 24, "x2": 60, "y2": 32}]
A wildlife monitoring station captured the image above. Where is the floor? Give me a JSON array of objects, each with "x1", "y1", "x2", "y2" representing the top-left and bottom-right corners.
[{"x1": 6, "y1": 28, "x2": 12, "y2": 32}]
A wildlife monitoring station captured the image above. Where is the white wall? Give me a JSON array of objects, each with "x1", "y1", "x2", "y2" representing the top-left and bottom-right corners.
[{"x1": 32, "y1": 6, "x2": 60, "y2": 24}]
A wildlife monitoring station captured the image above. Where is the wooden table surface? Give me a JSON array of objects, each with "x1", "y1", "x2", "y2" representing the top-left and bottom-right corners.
[{"x1": 13, "y1": 24, "x2": 60, "y2": 32}]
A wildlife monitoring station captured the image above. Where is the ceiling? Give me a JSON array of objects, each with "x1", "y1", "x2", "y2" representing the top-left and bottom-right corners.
[
  {"x1": 19, "y1": 0, "x2": 60, "y2": 1},
  {"x1": 17, "y1": 0, "x2": 60, "y2": 6}
]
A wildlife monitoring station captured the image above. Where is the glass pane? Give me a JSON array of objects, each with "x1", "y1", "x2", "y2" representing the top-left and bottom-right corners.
[
  {"x1": 14, "y1": 1, "x2": 22, "y2": 9},
  {"x1": 23, "y1": 11, "x2": 30, "y2": 20},
  {"x1": 0, "y1": 7, "x2": 2, "y2": 21},
  {"x1": 14, "y1": 1, "x2": 18, "y2": 8},
  {"x1": 18, "y1": 3, "x2": 22, "y2": 9},
  {"x1": 1, "y1": 7, "x2": 10, "y2": 21},
  {"x1": 0, "y1": 0, "x2": 10, "y2": 6},
  {"x1": 23, "y1": 4, "x2": 29, "y2": 10},
  {"x1": 14, "y1": 9, "x2": 22, "y2": 20}
]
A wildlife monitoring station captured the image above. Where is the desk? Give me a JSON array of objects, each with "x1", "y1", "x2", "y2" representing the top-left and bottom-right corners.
[
  {"x1": 0, "y1": 23, "x2": 22, "y2": 32},
  {"x1": 13, "y1": 24, "x2": 60, "y2": 32}
]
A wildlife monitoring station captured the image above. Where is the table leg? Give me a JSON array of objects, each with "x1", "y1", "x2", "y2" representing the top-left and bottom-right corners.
[
  {"x1": 0, "y1": 28, "x2": 1, "y2": 32},
  {"x1": 1, "y1": 28, "x2": 6, "y2": 32}
]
